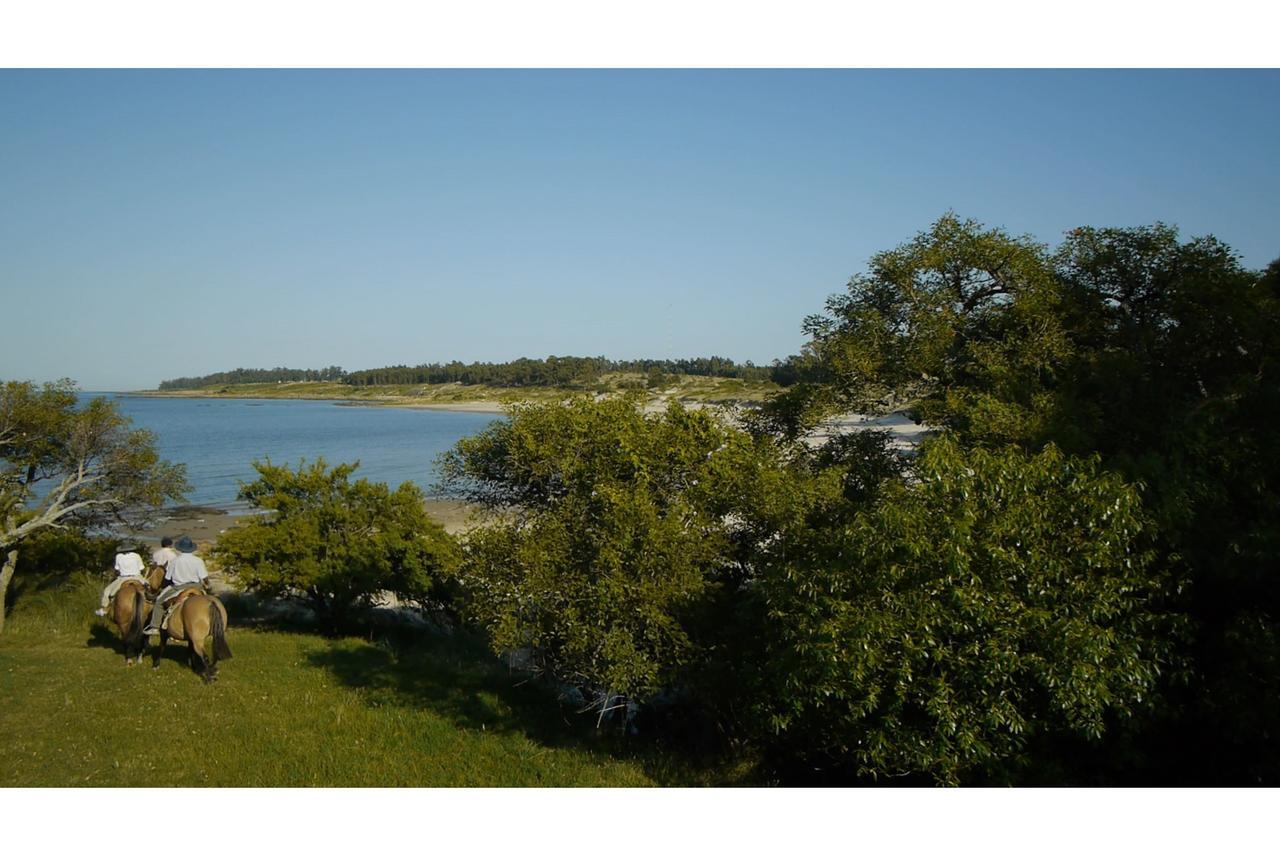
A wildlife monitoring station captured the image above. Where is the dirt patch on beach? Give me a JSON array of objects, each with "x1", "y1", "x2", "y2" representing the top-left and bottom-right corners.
[{"x1": 146, "y1": 507, "x2": 250, "y2": 552}]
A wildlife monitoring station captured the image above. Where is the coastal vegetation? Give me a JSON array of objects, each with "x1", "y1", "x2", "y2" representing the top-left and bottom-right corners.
[
  {"x1": 156, "y1": 355, "x2": 797, "y2": 394},
  {"x1": 428, "y1": 214, "x2": 1278, "y2": 784},
  {"x1": 158, "y1": 366, "x2": 347, "y2": 391},
  {"x1": 437, "y1": 397, "x2": 1178, "y2": 784},
  {"x1": 438, "y1": 397, "x2": 781, "y2": 708},
  {"x1": 142, "y1": 372, "x2": 784, "y2": 409},
  {"x1": 763, "y1": 215, "x2": 1280, "y2": 782},
  {"x1": 4, "y1": 213, "x2": 1277, "y2": 786},
  {"x1": 213, "y1": 459, "x2": 460, "y2": 634}
]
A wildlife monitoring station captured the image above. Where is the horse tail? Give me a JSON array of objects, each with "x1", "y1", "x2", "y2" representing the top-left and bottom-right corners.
[
  {"x1": 209, "y1": 600, "x2": 232, "y2": 662},
  {"x1": 124, "y1": 588, "x2": 146, "y2": 650}
]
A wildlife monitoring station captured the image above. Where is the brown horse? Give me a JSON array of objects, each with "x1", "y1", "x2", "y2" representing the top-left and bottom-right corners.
[
  {"x1": 110, "y1": 579, "x2": 152, "y2": 665},
  {"x1": 152, "y1": 590, "x2": 232, "y2": 683}
]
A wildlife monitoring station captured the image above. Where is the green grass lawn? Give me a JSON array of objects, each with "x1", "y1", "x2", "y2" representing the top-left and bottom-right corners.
[{"x1": 0, "y1": 573, "x2": 719, "y2": 787}]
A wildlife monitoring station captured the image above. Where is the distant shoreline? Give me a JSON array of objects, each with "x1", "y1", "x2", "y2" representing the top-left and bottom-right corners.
[
  {"x1": 120, "y1": 389, "x2": 510, "y2": 414},
  {"x1": 123, "y1": 373, "x2": 781, "y2": 412}
]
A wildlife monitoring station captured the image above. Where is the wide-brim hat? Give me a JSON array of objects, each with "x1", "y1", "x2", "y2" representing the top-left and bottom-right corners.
[
  {"x1": 175, "y1": 535, "x2": 197, "y2": 553},
  {"x1": 115, "y1": 543, "x2": 137, "y2": 553}
]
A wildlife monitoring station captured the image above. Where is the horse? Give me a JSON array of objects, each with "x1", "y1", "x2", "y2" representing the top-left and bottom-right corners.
[
  {"x1": 107, "y1": 563, "x2": 166, "y2": 664},
  {"x1": 152, "y1": 589, "x2": 232, "y2": 683},
  {"x1": 109, "y1": 579, "x2": 152, "y2": 666}
]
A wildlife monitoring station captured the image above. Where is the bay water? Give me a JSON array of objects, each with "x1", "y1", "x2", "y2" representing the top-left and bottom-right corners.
[{"x1": 86, "y1": 393, "x2": 501, "y2": 510}]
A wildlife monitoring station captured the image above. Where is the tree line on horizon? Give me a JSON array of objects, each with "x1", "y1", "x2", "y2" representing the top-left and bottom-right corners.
[
  {"x1": 157, "y1": 355, "x2": 804, "y2": 391},
  {"x1": 158, "y1": 365, "x2": 347, "y2": 390}
]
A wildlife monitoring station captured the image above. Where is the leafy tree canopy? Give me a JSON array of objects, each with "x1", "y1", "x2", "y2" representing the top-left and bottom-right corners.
[
  {"x1": 760, "y1": 436, "x2": 1182, "y2": 785},
  {"x1": 766, "y1": 214, "x2": 1280, "y2": 782},
  {"x1": 2, "y1": 380, "x2": 188, "y2": 545},
  {"x1": 767, "y1": 212, "x2": 1069, "y2": 443}
]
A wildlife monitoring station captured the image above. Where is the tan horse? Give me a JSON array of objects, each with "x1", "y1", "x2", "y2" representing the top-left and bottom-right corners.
[
  {"x1": 108, "y1": 564, "x2": 165, "y2": 664},
  {"x1": 110, "y1": 579, "x2": 152, "y2": 665},
  {"x1": 152, "y1": 590, "x2": 232, "y2": 683}
]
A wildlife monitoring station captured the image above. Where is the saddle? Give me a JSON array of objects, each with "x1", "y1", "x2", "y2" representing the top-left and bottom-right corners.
[
  {"x1": 111, "y1": 578, "x2": 147, "y2": 605},
  {"x1": 159, "y1": 585, "x2": 207, "y2": 630}
]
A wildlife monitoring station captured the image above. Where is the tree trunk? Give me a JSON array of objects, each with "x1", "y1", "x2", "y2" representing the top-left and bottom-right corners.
[{"x1": 0, "y1": 549, "x2": 17, "y2": 634}]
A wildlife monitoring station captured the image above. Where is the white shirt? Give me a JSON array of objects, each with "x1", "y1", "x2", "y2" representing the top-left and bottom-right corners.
[
  {"x1": 114, "y1": 552, "x2": 145, "y2": 577},
  {"x1": 152, "y1": 546, "x2": 178, "y2": 568},
  {"x1": 165, "y1": 552, "x2": 209, "y2": 585}
]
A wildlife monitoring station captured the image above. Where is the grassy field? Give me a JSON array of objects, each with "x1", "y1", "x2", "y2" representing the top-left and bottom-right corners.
[
  {"x1": 0, "y1": 571, "x2": 733, "y2": 787},
  {"x1": 133, "y1": 373, "x2": 781, "y2": 408}
]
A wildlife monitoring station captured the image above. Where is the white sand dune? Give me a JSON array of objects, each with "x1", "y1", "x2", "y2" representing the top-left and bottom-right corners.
[{"x1": 802, "y1": 411, "x2": 931, "y2": 452}]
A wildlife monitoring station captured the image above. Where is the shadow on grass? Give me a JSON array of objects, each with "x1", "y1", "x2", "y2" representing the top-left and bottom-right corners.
[
  {"x1": 220, "y1": 591, "x2": 319, "y2": 634},
  {"x1": 304, "y1": 630, "x2": 705, "y2": 785},
  {"x1": 85, "y1": 621, "x2": 206, "y2": 674},
  {"x1": 86, "y1": 622, "x2": 122, "y2": 654},
  {"x1": 207, "y1": 588, "x2": 730, "y2": 784},
  {"x1": 305, "y1": 633, "x2": 575, "y2": 737}
]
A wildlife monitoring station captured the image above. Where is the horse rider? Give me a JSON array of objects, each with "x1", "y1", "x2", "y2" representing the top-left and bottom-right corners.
[
  {"x1": 151, "y1": 535, "x2": 178, "y2": 574},
  {"x1": 94, "y1": 544, "x2": 146, "y2": 617},
  {"x1": 144, "y1": 535, "x2": 211, "y2": 636}
]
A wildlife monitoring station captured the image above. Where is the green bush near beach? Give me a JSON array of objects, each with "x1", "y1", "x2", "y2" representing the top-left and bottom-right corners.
[{"x1": 214, "y1": 458, "x2": 461, "y2": 634}]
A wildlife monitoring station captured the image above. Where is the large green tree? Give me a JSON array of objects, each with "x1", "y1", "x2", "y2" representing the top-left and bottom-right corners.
[
  {"x1": 439, "y1": 397, "x2": 783, "y2": 712},
  {"x1": 214, "y1": 458, "x2": 459, "y2": 633},
  {"x1": 770, "y1": 214, "x2": 1280, "y2": 781},
  {"x1": 0, "y1": 379, "x2": 188, "y2": 632},
  {"x1": 761, "y1": 213, "x2": 1071, "y2": 444}
]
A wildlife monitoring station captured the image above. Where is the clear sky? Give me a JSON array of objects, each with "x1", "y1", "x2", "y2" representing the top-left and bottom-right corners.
[{"x1": 3, "y1": 69, "x2": 1278, "y2": 391}]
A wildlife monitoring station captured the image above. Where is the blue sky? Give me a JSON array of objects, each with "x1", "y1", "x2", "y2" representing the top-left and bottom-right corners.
[{"x1": 3, "y1": 69, "x2": 1278, "y2": 390}]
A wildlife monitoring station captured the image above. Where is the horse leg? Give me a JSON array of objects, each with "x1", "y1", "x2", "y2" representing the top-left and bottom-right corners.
[
  {"x1": 135, "y1": 605, "x2": 151, "y2": 665},
  {"x1": 205, "y1": 601, "x2": 230, "y2": 686},
  {"x1": 204, "y1": 634, "x2": 219, "y2": 684},
  {"x1": 191, "y1": 635, "x2": 217, "y2": 684},
  {"x1": 188, "y1": 638, "x2": 204, "y2": 677},
  {"x1": 152, "y1": 632, "x2": 167, "y2": 669}
]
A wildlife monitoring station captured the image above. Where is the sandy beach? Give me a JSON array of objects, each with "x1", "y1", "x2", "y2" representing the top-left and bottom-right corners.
[
  {"x1": 139, "y1": 498, "x2": 483, "y2": 555},
  {"x1": 388, "y1": 400, "x2": 508, "y2": 414}
]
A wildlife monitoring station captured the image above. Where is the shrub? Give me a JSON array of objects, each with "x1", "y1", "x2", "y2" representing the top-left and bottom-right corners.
[{"x1": 214, "y1": 458, "x2": 459, "y2": 632}]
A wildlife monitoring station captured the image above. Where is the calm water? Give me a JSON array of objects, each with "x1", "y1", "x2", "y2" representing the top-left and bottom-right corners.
[{"x1": 86, "y1": 394, "x2": 501, "y2": 510}]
